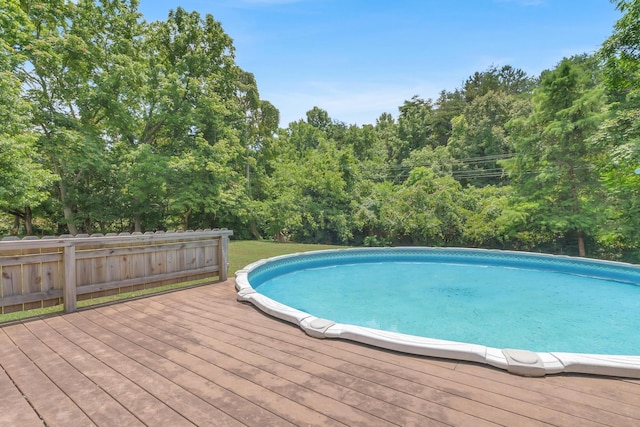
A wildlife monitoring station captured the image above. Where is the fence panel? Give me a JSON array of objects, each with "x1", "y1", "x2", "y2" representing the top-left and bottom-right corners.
[{"x1": 0, "y1": 229, "x2": 232, "y2": 314}]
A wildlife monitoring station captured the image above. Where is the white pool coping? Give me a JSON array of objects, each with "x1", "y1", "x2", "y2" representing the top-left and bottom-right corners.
[{"x1": 235, "y1": 248, "x2": 640, "y2": 378}]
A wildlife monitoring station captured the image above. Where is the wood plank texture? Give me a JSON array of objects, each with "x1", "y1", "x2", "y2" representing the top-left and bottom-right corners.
[
  {"x1": 1, "y1": 279, "x2": 639, "y2": 427},
  {"x1": 1, "y1": 230, "x2": 231, "y2": 312}
]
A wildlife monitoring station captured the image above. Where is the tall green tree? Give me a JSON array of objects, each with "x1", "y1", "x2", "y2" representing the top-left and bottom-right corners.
[
  {"x1": 448, "y1": 90, "x2": 531, "y2": 186},
  {"x1": 430, "y1": 89, "x2": 466, "y2": 147},
  {"x1": 463, "y1": 65, "x2": 535, "y2": 102},
  {"x1": 0, "y1": 1, "x2": 56, "y2": 234},
  {"x1": 600, "y1": 0, "x2": 640, "y2": 100},
  {"x1": 262, "y1": 134, "x2": 353, "y2": 244},
  {"x1": 502, "y1": 56, "x2": 606, "y2": 256},
  {"x1": 19, "y1": 0, "x2": 83, "y2": 234},
  {"x1": 393, "y1": 96, "x2": 437, "y2": 163},
  {"x1": 352, "y1": 180, "x2": 404, "y2": 244},
  {"x1": 17, "y1": 0, "x2": 146, "y2": 234},
  {"x1": 594, "y1": 0, "x2": 640, "y2": 257},
  {"x1": 234, "y1": 70, "x2": 279, "y2": 237},
  {"x1": 395, "y1": 167, "x2": 466, "y2": 245}
]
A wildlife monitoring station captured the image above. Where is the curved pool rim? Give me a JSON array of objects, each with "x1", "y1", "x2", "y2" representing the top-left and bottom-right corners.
[{"x1": 235, "y1": 247, "x2": 640, "y2": 378}]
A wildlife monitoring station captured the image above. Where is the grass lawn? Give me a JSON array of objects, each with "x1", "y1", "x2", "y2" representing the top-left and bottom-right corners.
[
  {"x1": 228, "y1": 240, "x2": 346, "y2": 274},
  {"x1": 0, "y1": 240, "x2": 346, "y2": 324}
]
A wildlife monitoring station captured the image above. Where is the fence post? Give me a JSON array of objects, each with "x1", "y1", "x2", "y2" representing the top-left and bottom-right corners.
[
  {"x1": 63, "y1": 244, "x2": 77, "y2": 313},
  {"x1": 219, "y1": 235, "x2": 229, "y2": 281}
]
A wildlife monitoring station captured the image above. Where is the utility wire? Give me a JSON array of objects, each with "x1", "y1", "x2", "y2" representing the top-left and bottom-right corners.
[
  {"x1": 360, "y1": 153, "x2": 515, "y2": 180},
  {"x1": 358, "y1": 153, "x2": 596, "y2": 182}
]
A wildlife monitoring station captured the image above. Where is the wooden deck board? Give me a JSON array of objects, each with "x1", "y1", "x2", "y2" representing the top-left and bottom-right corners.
[
  {"x1": 0, "y1": 329, "x2": 96, "y2": 427},
  {"x1": 54, "y1": 313, "x2": 296, "y2": 426},
  {"x1": 3, "y1": 323, "x2": 144, "y2": 427},
  {"x1": 0, "y1": 357, "x2": 45, "y2": 427},
  {"x1": 41, "y1": 315, "x2": 244, "y2": 427},
  {"x1": 1, "y1": 279, "x2": 639, "y2": 427},
  {"x1": 170, "y1": 286, "x2": 638, "y2": 427},
  {"x1": 86, "y1": 306, "x2": 378, "y2": 427},
  {"x1": 142, "y1": 293, "x2": 546, "y2": 426},
  {"x1": 23, "y1": 319, "x2": 194, "y2": 427},
  {"x1": 107, "y1": 300, "x2": 472, "y2": 427}
]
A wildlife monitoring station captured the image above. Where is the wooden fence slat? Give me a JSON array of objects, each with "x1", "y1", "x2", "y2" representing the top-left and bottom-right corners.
[
  {"x1": 75, "y1": 256, "x2": 93, "y2": 287},
  {"x1": 75, "y1": 265, "x2": 220, "y2": 296},
  {"x1": 166, "y1": 246, "x2": 177, "y2": 274},
  {"x1": 220, "y1": 236, "x2": 229, "y2": 281},
  {"x1": 1, "y1": 260, "x2": 22, "y2": 299},
  {"x1": 41, "y1": 258, "x2": 61, "y2": 293},
  {"x1": 203, "y1": 244, "x2": 214, "y2": 267},
  {"x1": 40, "y1": 246, "x2": 63, "y2": 308},
  {"x1": 106, "y1": 250, "x2": 119, "y2": 285},
  {"x1": 92, "y1": 255, "x2": 107, "y2": 285},
  {"x1": 145, "y1": 250, "x2": 156, "y2": 277},
  {"x1": 184, "y1": 243, "x2": 196, "y2": 270},
  {"x1": 63, "y1": 245, "x2": 76, "y2": 313},
  {"x1": 130, "y1": 241, "x2": 145, "y2": 289},
  {"x1": 177, "y1": 242, "x2": 186, "y2": 272},
  {"x1": 23, "y1": 244, "x2": 42, "y2": 310}
]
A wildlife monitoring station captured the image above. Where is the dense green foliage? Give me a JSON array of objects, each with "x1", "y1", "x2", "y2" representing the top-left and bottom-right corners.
[{"x1": 1, "y1": 0, "x2": 639, "y2": 261}]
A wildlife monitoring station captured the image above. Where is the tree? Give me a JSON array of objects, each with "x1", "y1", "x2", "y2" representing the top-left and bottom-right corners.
[
  {"x1": 352, "y1": 180, "x2": 404, "y2": 244},
  {"x1": 0, "y1": 123, "x2": 55, "y2": 235},
  {"x1": 17, "y1": 0, "x2": 147, "y2": 234},
  {"x1": 593, "y1": 0, "x2": 640, "y2": 258},
  {"x1": 463, "y1": 65, "x2": 536, "y2": 102},
  {"x1": 430, "y1": 89, "x2": 466, "y2": 147},
  {"x1": 394, "y1": 167, "x2": 466, "y2": 245},
  {"x1": 460, "y1": 185, "x2": 513, "y2": 248},
  {"x1": 394, "y1": 96, "x2": 437, "y2": 163},
  {"x1": 262, "y1": 136, "x2": 353, "y2": 244},
  {"x1": 234, "y1": 70, "x2": 280, "y2": 237},
  {"x1": 306, "y1": 106, "x2": 332, "y2": 131},
  {"x1": 448, "y1": 90, "x2": 531, "y2": 186},
  {"x1": 502, "y1": 56, "x2": 606, "y2": 256},
  {"x1": 283, "y1": 116, "x2": 329, "y2": 155},
  {"x1": 0, "y1": 0, "x2": 55, "y2": 234},
  {"x1": 601, "y1": 0, "x2": 640, "y2": 97}
]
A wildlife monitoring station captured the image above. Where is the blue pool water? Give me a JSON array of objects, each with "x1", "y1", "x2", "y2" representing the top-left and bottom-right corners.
[{"x1": 251, "y1": 249, "x2": 640, "y2": 355}]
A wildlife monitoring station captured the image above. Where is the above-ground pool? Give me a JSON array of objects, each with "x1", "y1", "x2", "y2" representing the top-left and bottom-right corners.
[{"x1": 235, "y1": 247, "x2": 640, "y2": 378}]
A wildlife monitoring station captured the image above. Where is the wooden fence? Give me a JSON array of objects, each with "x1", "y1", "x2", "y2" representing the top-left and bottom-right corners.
[{"x1": 0, "y1": 229, "x2": 232, "y2": 314}]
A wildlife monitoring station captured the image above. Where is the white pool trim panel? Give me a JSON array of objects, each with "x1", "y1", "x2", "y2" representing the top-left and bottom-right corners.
[{"x1": 235, "y1": 249, "x2": 640, "y2": 378}]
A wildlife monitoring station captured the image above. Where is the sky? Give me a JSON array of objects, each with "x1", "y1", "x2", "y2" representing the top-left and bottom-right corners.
[{"x1": 137, "y1": 0, "x2": 622, "y2": 128}]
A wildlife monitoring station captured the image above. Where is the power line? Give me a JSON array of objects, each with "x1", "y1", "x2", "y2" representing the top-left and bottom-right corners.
[{"x1": 359, "y1": 153, "x2": 516, "y2": 181}]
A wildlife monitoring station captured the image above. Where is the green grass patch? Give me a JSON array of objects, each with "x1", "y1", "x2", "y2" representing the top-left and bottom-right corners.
[
  {"x1": 228, "y1": 240, "x2": 346, "y2": 274},
  {"x1": 0, "y1": 240, "x2": 346, "y2": 324},
  {"x1": 0, "y1": 305, "x2": 62, "y2": 323}
]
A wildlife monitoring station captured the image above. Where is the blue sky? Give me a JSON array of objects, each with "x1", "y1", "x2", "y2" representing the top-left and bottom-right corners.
[{"x1": 137, "y1": 0, "x2": 622, "y2": 127}]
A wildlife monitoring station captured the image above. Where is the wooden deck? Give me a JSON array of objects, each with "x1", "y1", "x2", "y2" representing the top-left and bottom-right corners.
[{"x1": 1, "y1": 279, "x2": 639, "y2": 427}]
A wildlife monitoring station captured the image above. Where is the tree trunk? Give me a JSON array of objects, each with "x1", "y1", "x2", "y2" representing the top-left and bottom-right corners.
[
  {"x1": 246, "y1": 151, "x2": 251, "y2": 196},
  {"x1": 132, "y1": 197, "x2": 142, "y2": 233},
  {"x1": 59, "y1": 181, "x2": 78, "y2": 235},
  {"x1": 11, "y1": 215, "x2": 20, "y2": 235},
  {"x1": 24, "y1": 206, "x2": 33, "y2": 236},
  {"x1": 183, "y1": 208, "x2": 192, "y2": 231},
  {"x1": 63, "y1": 205, "x2": 78, "y2": 235},
  {"x1": 577, "y1": 230, "x2": 586, "y2": 257},
  {"x1": 249, "y1": 217, "x2": 262, "y2": 240}
]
